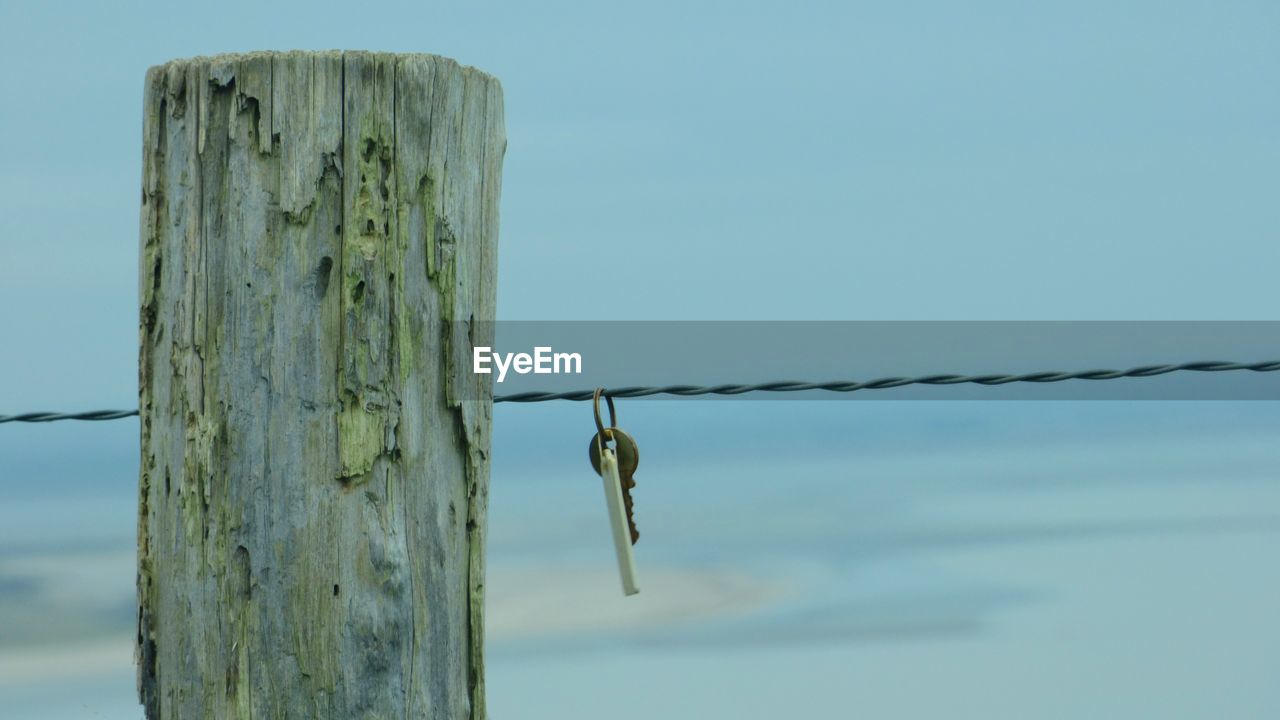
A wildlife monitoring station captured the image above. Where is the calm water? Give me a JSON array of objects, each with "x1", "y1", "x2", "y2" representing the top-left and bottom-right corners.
[{"x1": 3, "y1": 402, "x2": 1278, "y2": 718}]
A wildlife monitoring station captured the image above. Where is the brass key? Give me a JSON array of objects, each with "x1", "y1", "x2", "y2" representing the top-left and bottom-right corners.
[
  {"x1": 588, "y1": 428, "x2": 640, "y2": 544},
  {"x1": 587, "y1": 389, "x2": 641, "y2": 595}
]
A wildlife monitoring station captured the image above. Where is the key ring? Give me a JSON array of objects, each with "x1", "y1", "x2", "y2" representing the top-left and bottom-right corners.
[{"x1": 593, "y1": 388, "x2": 616, "y2": 452}]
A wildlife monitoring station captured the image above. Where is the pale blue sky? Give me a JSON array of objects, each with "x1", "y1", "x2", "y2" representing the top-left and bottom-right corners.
[{"x1": 4, "y1": 0, "x2": 1279, "y2": 479}]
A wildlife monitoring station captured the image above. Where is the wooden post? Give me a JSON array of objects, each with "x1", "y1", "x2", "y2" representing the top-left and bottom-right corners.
[{"x1": 137, "y1": 51, "x2": 504, "y2": 719}]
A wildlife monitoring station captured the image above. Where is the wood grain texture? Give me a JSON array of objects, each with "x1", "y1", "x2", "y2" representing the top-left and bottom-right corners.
[{"x1": 137, "y1": 51, "x2": 504, "y2": 719}]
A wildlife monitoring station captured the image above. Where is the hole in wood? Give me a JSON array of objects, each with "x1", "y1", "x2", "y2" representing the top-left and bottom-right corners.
[{"x1": 314, "y1": 257, "x2": 333, "y2": 300}]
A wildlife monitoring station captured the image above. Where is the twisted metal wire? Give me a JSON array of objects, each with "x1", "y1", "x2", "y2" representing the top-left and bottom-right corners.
[
  {"x1": 8, "y1": 359, "x2": 1277, "y2": 422},
  {"x1": 492, "y1": 359, "x2": 1280, "y2": 402},
  {"x1": 0, "y1": 409, "x2": 141, "y2": 423}
]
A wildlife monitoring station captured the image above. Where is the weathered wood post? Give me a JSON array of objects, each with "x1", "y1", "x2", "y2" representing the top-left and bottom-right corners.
[{"x1": 137, "y1": 51, "x2": 504, "y2": 719}]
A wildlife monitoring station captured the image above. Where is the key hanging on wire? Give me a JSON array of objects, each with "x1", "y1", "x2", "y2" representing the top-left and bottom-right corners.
[{"x1": 587, "y1": 388, "x2": 641, "y2": 596}]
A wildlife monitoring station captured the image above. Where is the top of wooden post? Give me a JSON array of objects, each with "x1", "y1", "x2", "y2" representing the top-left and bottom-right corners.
[{"x1": 148, "y1": 49, "x2": 501, "y2": 87}]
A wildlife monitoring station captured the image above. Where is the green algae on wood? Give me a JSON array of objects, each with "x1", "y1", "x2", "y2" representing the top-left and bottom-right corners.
[{"x1": 137, "y1": 50, "x2": 504, "y2": 720}]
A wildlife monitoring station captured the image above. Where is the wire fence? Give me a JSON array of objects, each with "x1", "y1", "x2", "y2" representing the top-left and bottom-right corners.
[{"x1": 4, "y1": 358, "x2": 1279, "y2": 423}]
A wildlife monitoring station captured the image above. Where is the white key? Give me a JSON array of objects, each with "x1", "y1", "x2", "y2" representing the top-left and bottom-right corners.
[{"x1": 598, "y1": 447, "x2": 640, "y2": 596}]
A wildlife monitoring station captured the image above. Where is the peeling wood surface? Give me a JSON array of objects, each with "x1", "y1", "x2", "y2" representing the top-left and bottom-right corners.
[{"x1": 137, "y1": 51, "x2": 504, "y2": 719}]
